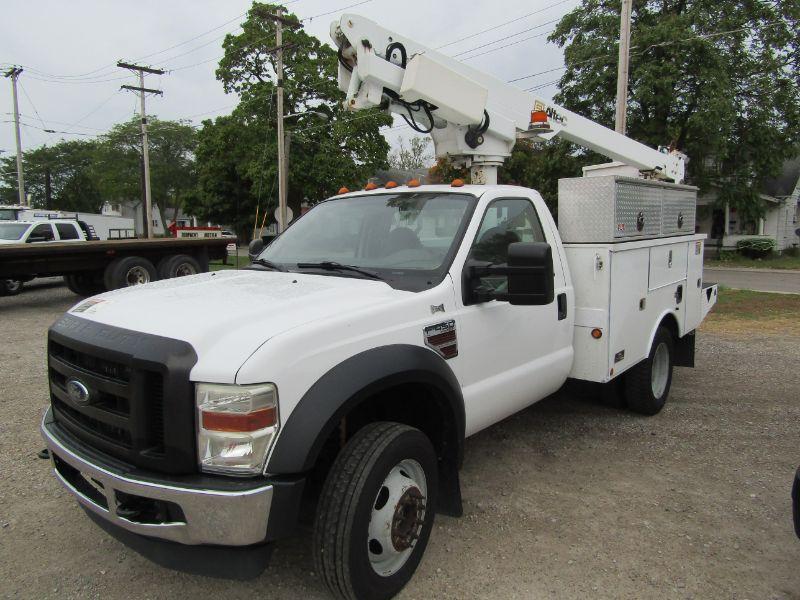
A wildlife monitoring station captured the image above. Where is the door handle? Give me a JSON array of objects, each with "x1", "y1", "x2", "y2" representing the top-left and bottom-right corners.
[{"x1": 557, "y1": 293, "x2": 568, "y2": 320}]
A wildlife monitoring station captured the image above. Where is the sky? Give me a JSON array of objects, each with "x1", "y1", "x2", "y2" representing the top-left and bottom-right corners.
[{"x1": 0, "y1": 0, "x2": 580, "y2": 163}]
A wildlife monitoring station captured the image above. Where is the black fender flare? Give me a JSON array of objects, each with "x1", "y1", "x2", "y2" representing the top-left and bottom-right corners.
[{"x1": 265, "y1": 345, "x2": 465, "y2": 515}]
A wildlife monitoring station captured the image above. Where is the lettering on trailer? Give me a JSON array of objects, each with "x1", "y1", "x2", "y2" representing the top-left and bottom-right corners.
[{"x1": 533, "y1": 100, "x2": 567, "y2": 125}]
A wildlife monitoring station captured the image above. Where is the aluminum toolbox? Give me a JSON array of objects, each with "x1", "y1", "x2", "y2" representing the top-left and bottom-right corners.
[{"x1": 557, "y1": 175, "x2": 697, "y2": 243}]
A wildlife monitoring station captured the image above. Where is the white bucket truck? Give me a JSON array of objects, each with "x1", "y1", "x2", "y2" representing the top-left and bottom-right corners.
[{"x1": 40, "y1": 13, "x2": 717, "y2": 600}]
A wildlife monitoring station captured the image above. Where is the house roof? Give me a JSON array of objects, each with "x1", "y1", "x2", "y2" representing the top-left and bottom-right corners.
[{"x1": 762, "y1": 157, "x2": 800, "y2": 198}]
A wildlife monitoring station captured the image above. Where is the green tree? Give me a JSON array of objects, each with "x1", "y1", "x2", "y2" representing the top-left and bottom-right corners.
[
  {"x1": 94, "y1": 117, "x2": 198, "y2": 226},
  {"x1": 188, "y1": 2, "x2": 391, "y2": 238},
  {"x1": 389, "y1": 137, "x2": 432, "y2": 170},
  {"x1": 547, "y1": 0, "x2": 800, "y2": 222},
  {"x1": 0, "y1": 140, "x2": 103, "y2": 212}
]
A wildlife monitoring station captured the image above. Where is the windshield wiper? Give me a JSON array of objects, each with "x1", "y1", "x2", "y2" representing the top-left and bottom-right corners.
[
  {"x1": 250, "y1": 258, "x2": 288, "y2": 272},
  {"x1": 295, "y1": 261, "x2": 383, "y2": 280}
]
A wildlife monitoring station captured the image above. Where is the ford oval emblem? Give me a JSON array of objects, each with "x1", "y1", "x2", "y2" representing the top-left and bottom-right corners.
[{"x1": 66, "y1": 379, "x2": 91, "y2": 405}]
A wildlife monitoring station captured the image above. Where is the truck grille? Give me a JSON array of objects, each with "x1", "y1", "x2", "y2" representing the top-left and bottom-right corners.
[{"x1": 47, "y1": 315, "x2": 198, "y2": 474}]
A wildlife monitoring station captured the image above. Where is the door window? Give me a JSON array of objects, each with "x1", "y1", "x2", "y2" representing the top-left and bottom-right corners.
[
  {"x1": 28, "y1": 223, "x2": 55, "y2": 242},
  {"x1": 55, "y1": 223, "x2": 80, "y2": 240},
  {"x1": 468, "y1": 198, "x2": 546, "y2": 292}
]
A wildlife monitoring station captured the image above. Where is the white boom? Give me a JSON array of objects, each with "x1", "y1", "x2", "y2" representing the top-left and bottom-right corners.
[{"x1": 331, "y1": 14, "x2": 685, "y2": 184}]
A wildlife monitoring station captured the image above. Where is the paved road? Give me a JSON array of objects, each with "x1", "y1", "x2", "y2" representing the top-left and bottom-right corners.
[{"x1": 705, "y1": 267, "x2": 800, "y2": 294}]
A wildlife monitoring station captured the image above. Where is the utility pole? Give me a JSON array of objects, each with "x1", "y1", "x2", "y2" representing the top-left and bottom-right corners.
[
  {"x1": 4, "y1": 67, "x2": 26, "y2": 206},
  {"x1": 614, "y1": 0, "x2": 633, "y2": 134},
  {"x1": 261, "y1": 9, "x2": 301, "y2": 233},
  {"x1": 275, "y1": 6, "x2": 288, "y2": 233},
  {"x1": 118, "y1": 61, "x2": 164, "y2": 238}
]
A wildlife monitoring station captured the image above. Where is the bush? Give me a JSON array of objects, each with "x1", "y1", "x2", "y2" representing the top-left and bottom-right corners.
[
  {"x1": 736, "y1": 237, "x2": 776, "y2": 259},
  {"x1": 718, "y1": 249, "x2": 738, "y2": 262}
]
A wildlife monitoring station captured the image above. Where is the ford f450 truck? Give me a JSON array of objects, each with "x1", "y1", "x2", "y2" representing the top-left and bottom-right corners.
[{"x1": 40, "y1": 13, "x2": 717, "y2": 600}]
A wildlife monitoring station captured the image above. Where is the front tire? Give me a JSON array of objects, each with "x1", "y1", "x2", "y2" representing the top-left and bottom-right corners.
[
  {"x1": 313, "y1": 422, "x2": 438, "y2": 600},
  {"x1": 624, "y1": 326, "x2": 674, "y2": 415}
]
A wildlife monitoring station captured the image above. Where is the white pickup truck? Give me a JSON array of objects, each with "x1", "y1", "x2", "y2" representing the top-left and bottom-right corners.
[
  {"x1": 40, "y1": 13, "x2": 717, "y2": 600},
  {"x1": 0, "y1": 219, "x2": 94, "y2": 295}
]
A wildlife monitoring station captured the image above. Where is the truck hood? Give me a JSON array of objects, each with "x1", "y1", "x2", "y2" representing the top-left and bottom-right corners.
[{"x1": 68, "y1": 269, "x2": 409, "y2": 382}]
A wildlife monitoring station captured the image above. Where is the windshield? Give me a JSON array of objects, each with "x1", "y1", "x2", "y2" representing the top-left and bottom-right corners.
[
  {"x1": 258, "y1": 192, "x2": 477, "y2": 291},
  {"x1": 0, "y1": 223, "x2": 29, "y2": 240}
]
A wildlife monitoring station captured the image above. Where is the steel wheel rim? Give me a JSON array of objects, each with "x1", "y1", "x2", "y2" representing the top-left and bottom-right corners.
[
  {"x1": 651, "y1": 342, "x2": 669, "y2": 398},
  {"x1": 125, "y1": 266, "x2": 150, "y2": 286},
  {"x1": 367, "y1": 458, "x2": 427, "y2": 577},
  {"x1": 5, "y1": 280, "x2": 21, "y2": 292},
  {"x1": 174, "y1": 263, "x2": 197, "y2": 277}
]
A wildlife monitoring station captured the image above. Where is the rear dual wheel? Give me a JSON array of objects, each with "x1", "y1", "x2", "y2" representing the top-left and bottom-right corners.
[
  {"x1": 64, "y1": 273, "x2": 105, "y2": 297},
  {"x1": 314, "y1": 422, "x2": 438, "y2": 600},
  {"x1": 103, "y1": 257, "x2": 157, "y2": 291},
  {"x1": 157, "y1": 254, "x2": 201, "y2": 280},
  {"x1": 624, "y1": 326, "x2": 674, "y2": 415}
]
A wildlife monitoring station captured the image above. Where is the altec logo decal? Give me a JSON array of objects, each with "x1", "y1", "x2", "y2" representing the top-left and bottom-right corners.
[{"x1": 424, "y1": 320, "x2": 458, "y2": 359}]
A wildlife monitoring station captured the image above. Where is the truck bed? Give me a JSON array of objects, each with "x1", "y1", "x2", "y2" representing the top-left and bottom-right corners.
[
  {"x1": 564, "y1": 234, "x2": 717, "y2": 383},
  {"x1": 0, "y1": 238, "x2": 231, "y2": 279}
]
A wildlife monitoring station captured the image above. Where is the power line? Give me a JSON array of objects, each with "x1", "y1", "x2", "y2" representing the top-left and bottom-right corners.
[
  {"x1": 451, "y1": 18, "x2": 561, "y2": 58},
  {"x1": 70, "y1": 89, "x2": 123, "y2": 128},
  {"x1": 460, "y1": 29, "x2": 554, "y2": 61},
  {"x1": 17, "y1": 81, "x2": 48, "y2": 130},
  {"x1": 302, "y1": 0, "x2": 374, "y2": 22},
  {"x1": 435, "y1": 0, "x2": 574, "y2": 50}
]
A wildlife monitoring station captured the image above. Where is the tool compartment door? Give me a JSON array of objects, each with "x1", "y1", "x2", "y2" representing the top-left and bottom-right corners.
[{"x1": 648, "y1": 242, "x2": 688, "y2": 291}]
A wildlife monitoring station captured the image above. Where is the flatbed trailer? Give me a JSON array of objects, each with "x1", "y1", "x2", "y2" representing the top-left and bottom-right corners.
[{"x1": 0, "y1": 237, "x2": 232, "y2": 296}]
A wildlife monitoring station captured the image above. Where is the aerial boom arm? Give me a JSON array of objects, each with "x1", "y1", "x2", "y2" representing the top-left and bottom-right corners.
[{"x1": 331, "y1": 14, "x2": 685, "y2": 183}]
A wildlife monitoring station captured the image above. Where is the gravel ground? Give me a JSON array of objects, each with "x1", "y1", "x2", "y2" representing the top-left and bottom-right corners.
[{"x1": 1, "y1": 279, "x2": 799, "y2": 599}]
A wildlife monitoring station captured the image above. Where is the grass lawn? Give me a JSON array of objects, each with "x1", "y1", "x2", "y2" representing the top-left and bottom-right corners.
[
  {"x1": 209, "y1": 258, "x2": 250, "y2": 271},
  {"x1": 705, "y1": 253, "x2": 800, "y2": 270},
  {"x1": 702, "y1": 288, "x2": 800, "y2": 337}
]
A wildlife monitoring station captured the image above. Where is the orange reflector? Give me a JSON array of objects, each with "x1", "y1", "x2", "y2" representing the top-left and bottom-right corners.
[
  {"x1": 591, "y1": 328, "x2": 603, "y2": 339},
  {"x1": 385, "y1": 181, "x2": 398, "y2": 189},
  {"x1": 531, "y1": 110, "x2": 548, "y2": 124},
  {"x1": 337, "y1": 186, "x2": 350, "y2": 195},
  {"x1": 451, "y1": 178, "x2": 465, "y2": 187},
  {"x1": 407, "y1": 178, "x2": 421, "y2": 188},
  {"x1": 364, "y1": 182, "x2": 378, "y2": 191},
  {"x1": 202, "y1": 407, "x2": 277, "y2": 432}
]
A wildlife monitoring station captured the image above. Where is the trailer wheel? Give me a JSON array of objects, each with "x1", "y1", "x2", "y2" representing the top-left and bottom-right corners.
[
  {"x1": 313, "y1": 422, "x2": 438, "y2": 600},
  {"x1": 624, "y1": 326, "x2": 674, "y2": 415},
  {"x1": 64, "y1": 273, "x2": 105, "y2": 297},
  {"x1": 157, "y1": 254, "x2": 201, "y2": 279},
  {"x1": 104, "y1": 257, "x2": 157, "y2": 290},
  {"x1": 0, "y1": 279, "x2": 24, "y2": 297}
]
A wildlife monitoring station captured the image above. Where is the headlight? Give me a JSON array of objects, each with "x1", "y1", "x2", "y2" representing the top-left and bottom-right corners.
[{"x1": 196, "y1": 382, "x2": 279, "y2": 476}]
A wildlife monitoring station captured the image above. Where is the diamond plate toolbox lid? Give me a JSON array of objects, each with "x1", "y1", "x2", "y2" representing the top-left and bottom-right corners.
[{"x1": 557, "y1": 175, "x2": 697, "y2": 243}]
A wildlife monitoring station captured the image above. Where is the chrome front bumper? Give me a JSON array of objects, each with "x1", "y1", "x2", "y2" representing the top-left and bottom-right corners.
[{"x1": 41, "y1": 411, "x2": 273, "y2": 546}]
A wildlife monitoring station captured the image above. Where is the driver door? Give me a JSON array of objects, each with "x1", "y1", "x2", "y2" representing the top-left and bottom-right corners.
[{"x1": 452, "y1": 195, "x2": 573, "y2": 435}]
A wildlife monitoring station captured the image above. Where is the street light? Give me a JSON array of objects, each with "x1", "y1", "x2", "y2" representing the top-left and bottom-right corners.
[{"x1": 277, "y1": 109, "x2": 330, "y2": 232}]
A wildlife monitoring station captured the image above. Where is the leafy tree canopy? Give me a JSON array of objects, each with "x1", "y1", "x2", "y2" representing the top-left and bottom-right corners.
[
  {"x1": 187, "y1": 2, "x2": 391, "y2": 238},
  {"x1": 548, "y1": 0, "x2": 800, "y2": 222}
]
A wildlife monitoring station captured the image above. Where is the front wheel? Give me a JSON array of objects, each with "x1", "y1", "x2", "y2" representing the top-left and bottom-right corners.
[
  {"x1": 313, "y1": 422, "x2": 438, "y2": 600},
  {"x1": 624, "y1": 326, "x2": 674, "y2": 415}
]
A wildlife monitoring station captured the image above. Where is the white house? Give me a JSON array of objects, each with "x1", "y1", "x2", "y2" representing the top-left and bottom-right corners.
[{"x1": 696, "y1": 158, "x2": 800, "y2": 253}]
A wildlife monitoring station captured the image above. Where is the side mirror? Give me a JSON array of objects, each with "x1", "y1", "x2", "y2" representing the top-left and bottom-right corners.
[
  {"x1": 248, "y1": 238, "x2": 265, "y2": 261},
  {"x1": 464, "y1": 242, "x2": 554, "y2": 306}
]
